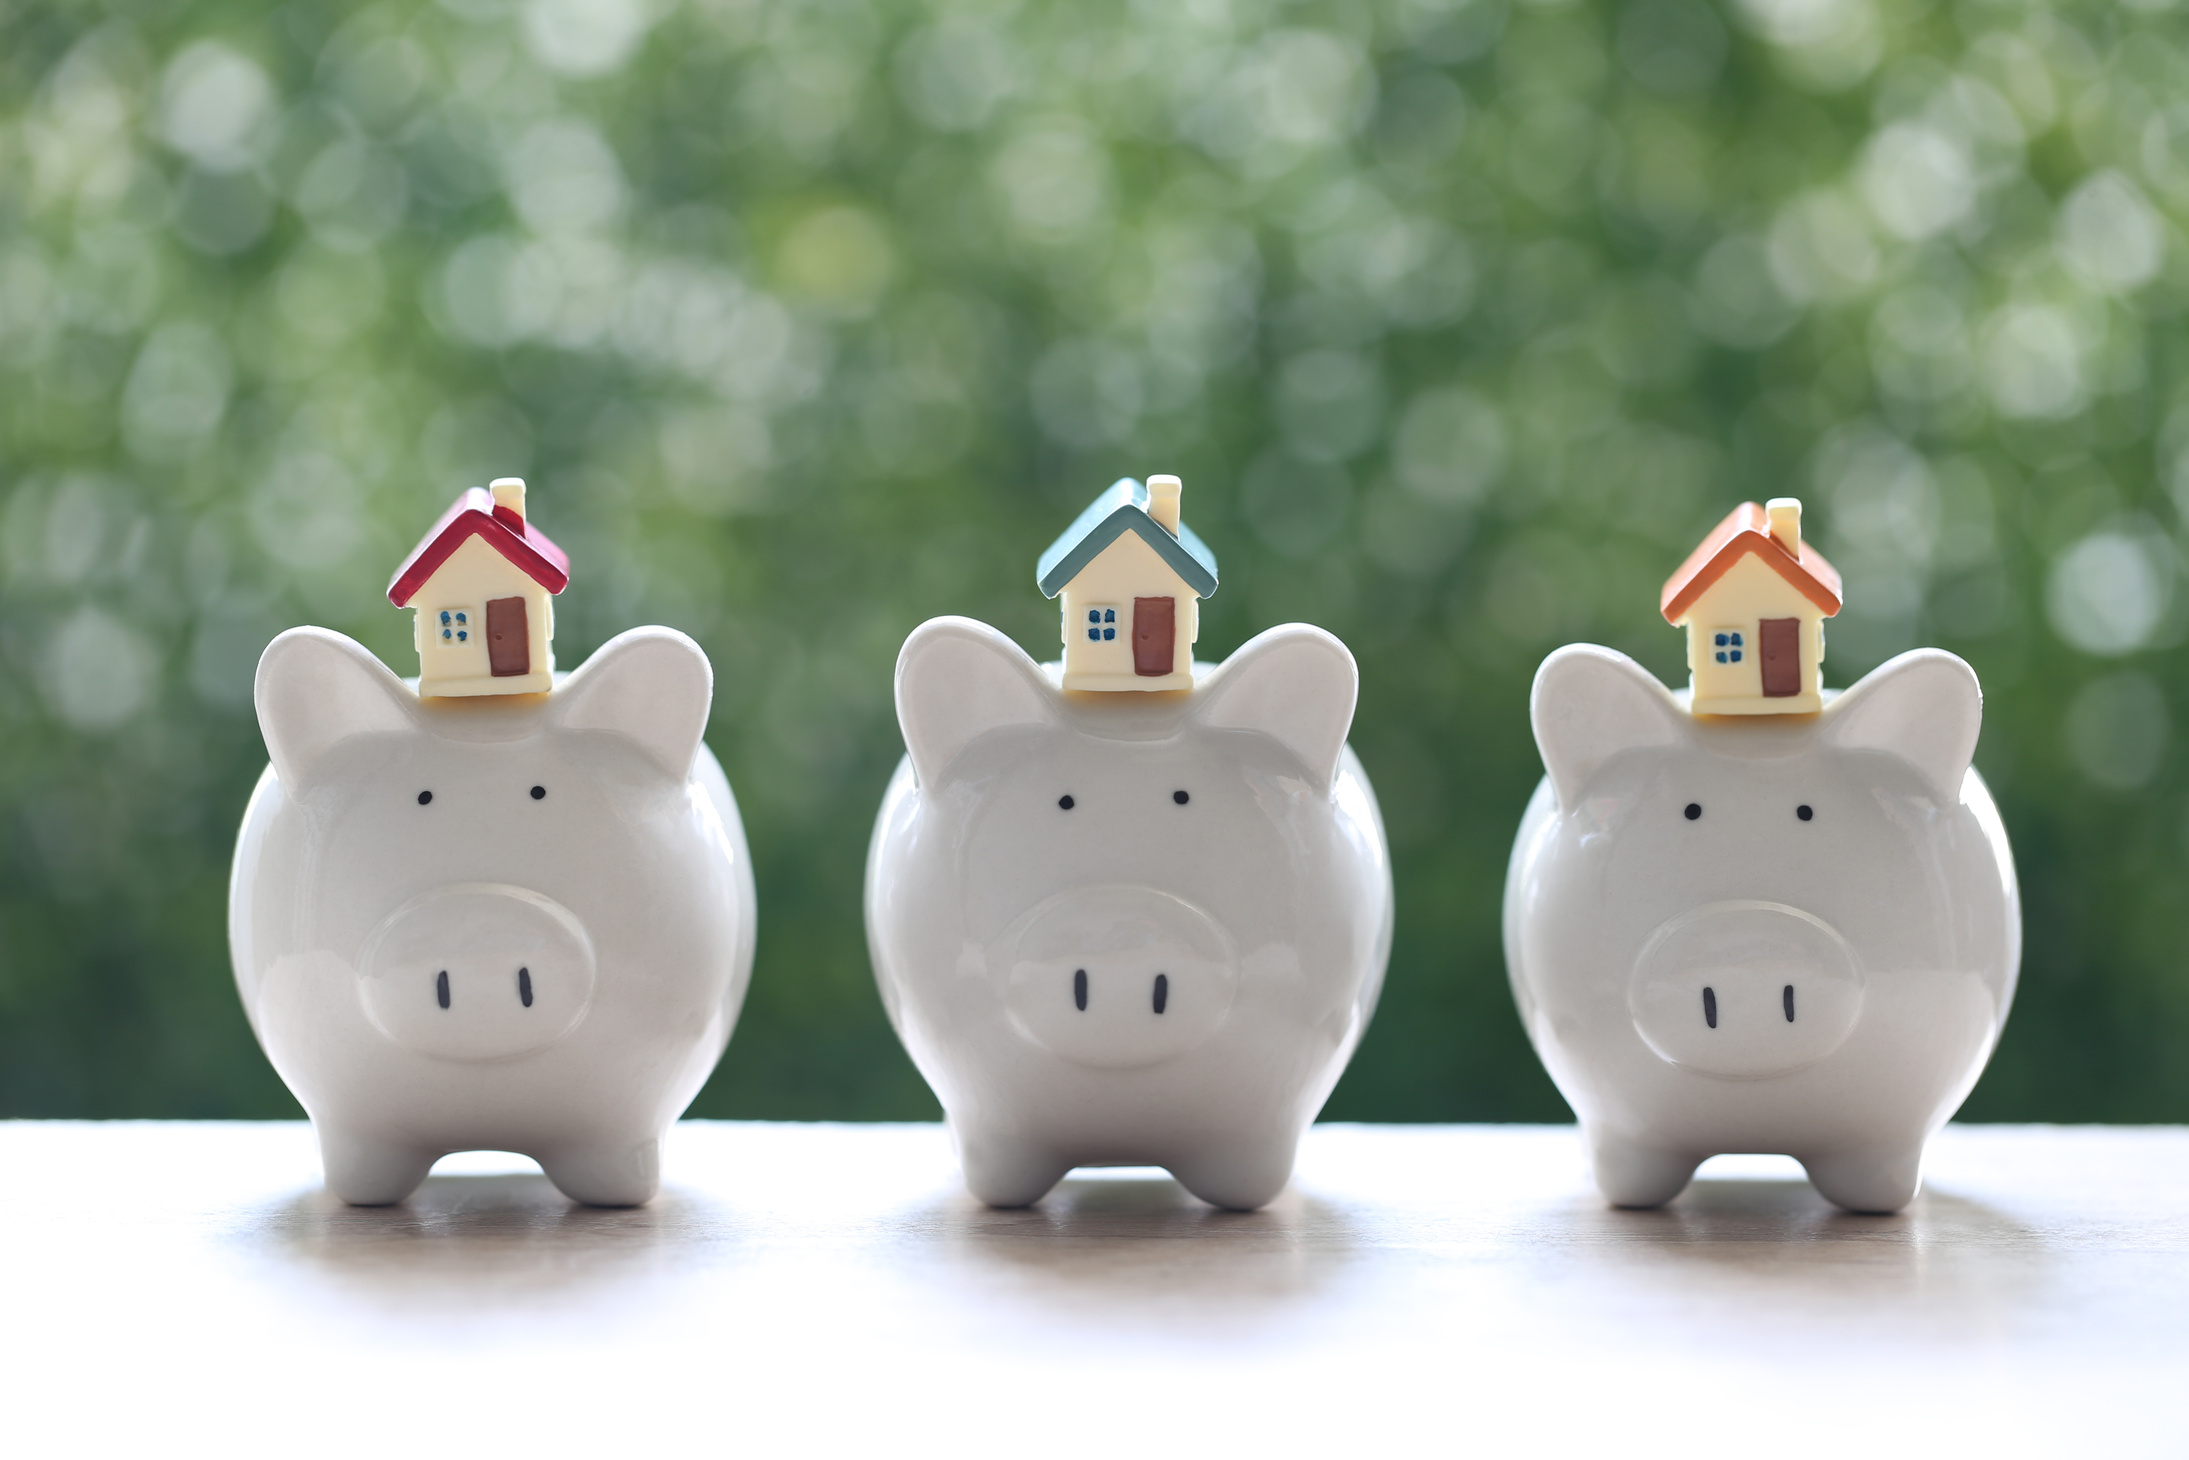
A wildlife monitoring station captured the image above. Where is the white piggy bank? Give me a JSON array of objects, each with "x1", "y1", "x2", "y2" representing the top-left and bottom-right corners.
[
  {"x1": 230, "y1": 626, "x2": 756, "y2": 1206},
  {"x1": 866, "y1": 617, "x2": 1392, "y2": 1210},
  {"x1": 1505, "y1": 645, "x2": 2019, "y2": 1213}
]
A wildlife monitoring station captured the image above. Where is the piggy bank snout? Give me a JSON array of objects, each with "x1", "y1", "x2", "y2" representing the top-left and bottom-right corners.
[
  {"x1": 1003, "y1": 886, "x2": 1239, "y2": 1070},
  {"x1": 1629, "y1": 900, "x2": 1863, "y2": 1079},
  {"x1": 359, "y1": 884, "x2": 597, "y2": 1062}
]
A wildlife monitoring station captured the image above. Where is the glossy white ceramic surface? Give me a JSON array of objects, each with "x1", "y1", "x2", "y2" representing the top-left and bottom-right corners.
[
  {"x1": 231, "y1": 626, "x2": 756, "y2": 1207},
  {"x1": 866, "y1": 616, "x2": 1392, "y2": 1211},
  {"x1": 1505, "y1": 644, "x2": 2019, "y2": 1213}
]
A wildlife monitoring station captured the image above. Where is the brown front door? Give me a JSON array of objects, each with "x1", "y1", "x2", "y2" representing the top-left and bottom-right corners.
[
  {"x1": 1759, "y1": 617, "x2": 1800, "y2": 697},
  {"x1": 1133, "y1": 597, "x2": 1176, "y2": 677},
  {"x1": 487, "y1": 596, "x2": 531, "y2": 677}
]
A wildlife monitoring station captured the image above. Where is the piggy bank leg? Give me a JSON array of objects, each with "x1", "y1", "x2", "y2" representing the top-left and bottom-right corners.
[
  {"x1": 1801, "y1": 1144, "x2": 1924, "y2": 1215},
  {"x1": 317, "y1": 1127, "x2": 436, "y2": 1206},
  {"x1": 1169, "y1": 1129, "x2": 1299, "y2": 1212},
  {"x1": 1588, "y1": 1129, "x2": 1700, "y2": 1209},
  {"x1": 955, "y1": 1129, "x2": 1070, "y2": 1208},
  {"x1": 538, "y1": 1137, "x2": 661, "y2": 1207}
]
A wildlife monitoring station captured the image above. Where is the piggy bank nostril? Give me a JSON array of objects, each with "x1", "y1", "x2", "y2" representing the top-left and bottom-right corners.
[
  {"x1": 1702, "y1": 986, "x2": 1717, "y2": 1028},
  {"x1": 1153, "y1": 973, "x2": 1168, "y2": 1015},
  {"x1": 1784, "y1": 984, "x2": 1795, "y2": 1022},
  {"x1": 1073, "y1": 969, "x2": 1087, "y2": 1011},
  {"x1": 519, "y1": 967, "x2": 533, "y2": 1007},
  {"x1": 436, "y1": 970, "x2": 450, "y2": 1009}
]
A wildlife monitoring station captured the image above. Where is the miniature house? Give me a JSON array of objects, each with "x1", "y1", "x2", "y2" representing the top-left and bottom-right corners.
[
  {"x1": 1037, "y1": 475, "x2": 1218, "y2": 693},
  {"x1": 1660, "y1": 498, "x2": 1841, "y2": 716},
  {"x1": 388, "y1": 478, "x2": 570, "y2": 698}
]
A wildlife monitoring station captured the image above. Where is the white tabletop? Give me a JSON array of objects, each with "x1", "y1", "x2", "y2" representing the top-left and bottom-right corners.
[{"x1": 2, "y1": 1121, "x2": 2182, "y2": 1456}]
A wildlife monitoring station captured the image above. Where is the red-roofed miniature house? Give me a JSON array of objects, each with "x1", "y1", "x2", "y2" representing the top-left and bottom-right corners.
[
  {"x1": 388, "y1": 478, "x2": 568, "y2": 698},
  {"x1": 1660, "y1": 498, "x2": 1841, "y2": 716}
]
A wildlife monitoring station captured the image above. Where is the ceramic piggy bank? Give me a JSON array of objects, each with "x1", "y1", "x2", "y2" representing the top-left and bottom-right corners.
[
  {"x1": 866, "y1": 617, "x2": 1391, "y2": 1210},
  {"x1": 1505, "y1": 645, "x2": 2018, "y2": 1213},
  {"x1": 230, "y1": 625, "x2": 755, "y2": 1206}
]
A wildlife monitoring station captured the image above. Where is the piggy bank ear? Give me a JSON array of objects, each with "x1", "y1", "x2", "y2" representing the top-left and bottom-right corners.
[
  {"x1": 1194, "y1": 624, "x2": 1357, "y2": 793},
  {"x1": 552, "y1": 627, "x2": 713, "y2": 780},
  {"x1": 1822, "y1": 648, "x2": 1981, "y2": 800},
  {"x1": 896, "y1": 616, "x2": 1054, "y2": 787},
  {"x1": 255, "y1": 628, "x2": 417, "y2": 789},
  {"x1": 1531, "y1": 645, "x2": 1685, "y2": 811}
]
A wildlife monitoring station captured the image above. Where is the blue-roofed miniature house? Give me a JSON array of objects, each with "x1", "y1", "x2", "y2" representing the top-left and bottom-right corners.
[{"x1": 1036, "y1": 475, "x2": 1218, "y2": 692}]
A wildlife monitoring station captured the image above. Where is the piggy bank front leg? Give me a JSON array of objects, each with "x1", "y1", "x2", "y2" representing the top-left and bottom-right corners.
[
  {"x1": 1167, "y1": 1122, "x2": 1303, "y2": 1213},
  {"x1": 538, "y1": 1136, "x2": 662, "y2": 1208},
  {"x1": 1587, "y1": 1128, "x2": 1702, "y2": 1210},
  {"x1": 954, "y1": 1126, "x2": 1072, "y2": 1209},
  {"x1": 1800, "y1": 1142, "x2": 1925, "y2": 1215},
  {"x1": 317, "y1": 1126, "x2": 438, "y2": 1206}
]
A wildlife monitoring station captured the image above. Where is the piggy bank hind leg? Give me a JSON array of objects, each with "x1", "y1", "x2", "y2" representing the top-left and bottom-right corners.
[
  {"x1": 538, "y1": 1136, "x2": 662, "y2": 1208},
  {"x1": 1801, "y1": 1143, "x2": 1924, "y2": 1215},
  {"x1": 1588, "y1": 1128, "x2": 1702, "y2": 1210},
  {"x1": 1168, "y1": 1127, "x2": 1301, "y2": 1212},
  {"x1": 317, "y1": 1126, "x2": 438, "y2": 1206}
]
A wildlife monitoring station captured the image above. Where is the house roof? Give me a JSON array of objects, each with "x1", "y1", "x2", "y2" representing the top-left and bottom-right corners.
[
  {"x1": 1660, "y1": 501, "x2": 1841, "y2": 624},
  {"x1": 1036, "y1": 478, "x2": 1219, "y2": 599},
  {"x1": 387, "y1": 488, "x2": 570, "y2": 608}
]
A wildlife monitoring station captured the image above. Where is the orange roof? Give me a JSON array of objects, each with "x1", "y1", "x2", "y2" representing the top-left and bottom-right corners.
[{"x1": 1660, "y1": 502, "x2": 1841, "y2": 624}]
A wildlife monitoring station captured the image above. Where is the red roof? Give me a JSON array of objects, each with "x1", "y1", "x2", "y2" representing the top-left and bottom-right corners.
[
  {"x1": 1660, "y1": 502, "x2": 1841, "y2": 624},
  {"x1": 388, "y1": 488, "x2": 569, "y2": 608}
]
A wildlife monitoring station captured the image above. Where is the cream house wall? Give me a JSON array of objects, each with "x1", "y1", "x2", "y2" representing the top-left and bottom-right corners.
[
  {"x1": 408, "y1": 534, "x2": 555, "y2": 697},
  {"x1": 1057, "y1": 531, "x2": 1198, "y2": 692},
  {"x1": 1679, "y1": 552, "x2": 1826, "y2": 716}
]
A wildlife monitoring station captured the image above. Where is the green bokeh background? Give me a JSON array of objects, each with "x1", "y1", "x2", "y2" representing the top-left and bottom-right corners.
[{"x1": 4, "y1": 0, "x2": 2188, "y2": 1121}]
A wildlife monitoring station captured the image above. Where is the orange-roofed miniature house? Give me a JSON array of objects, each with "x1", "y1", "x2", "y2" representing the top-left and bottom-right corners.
[
  {"x1": 1661, "y1": 498, "x2": 1841, "y2": 716},
  {"x1": 388, "y1": 478, "x2": 569, "y2": 698}
]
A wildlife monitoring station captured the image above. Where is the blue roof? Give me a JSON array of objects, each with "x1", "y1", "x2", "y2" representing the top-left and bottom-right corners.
[{"x1": 1035, "y1": 479, "x2": 1219, "y2": 599}]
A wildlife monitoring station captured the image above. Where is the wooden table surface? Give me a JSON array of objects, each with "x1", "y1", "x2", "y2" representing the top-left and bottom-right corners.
[{"x1": 1, "y1": 1122, "x2": 2182, "y2": 1456}]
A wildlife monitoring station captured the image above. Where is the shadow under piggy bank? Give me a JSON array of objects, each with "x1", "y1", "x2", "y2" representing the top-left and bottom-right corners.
[
  {"x1": 933, "y1": 1170, "x2": 1359, "y2": 1315},
  {"x1": 251, "y1": 1169, "x2": 714, "y2": 1307},
  {"x1": 1541, "y1": 1171, "x2": 2049, "y2": 1342}
]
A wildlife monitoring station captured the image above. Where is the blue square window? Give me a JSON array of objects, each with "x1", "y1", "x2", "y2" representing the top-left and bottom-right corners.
[{"x1": 1712, "y1": 629, "x2": 1744, "y2": 665}]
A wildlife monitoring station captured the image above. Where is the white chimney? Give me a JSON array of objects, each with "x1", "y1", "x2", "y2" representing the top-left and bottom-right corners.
[
  {"x1": 491, "y1": 477, "x2": 527, "y2": 525},
  {"x1": 1147, "y1": 474, "x2": 1182, "y2": 536},
  {"x1": 1766, "y1": 497, "x2": 1801, "y2": 556}
]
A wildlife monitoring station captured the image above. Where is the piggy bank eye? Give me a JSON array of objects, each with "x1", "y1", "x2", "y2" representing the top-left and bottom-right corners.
[
  {"x1": 530, "y1": 785, "x2": 547, "y2": 800},
  {"x1": 1796, "y1": 804, "x2": 1813, "y2": 821},
  {"x1": 1058, "y1": 794, "x2": 1075, "y2": 810},
  {"x1": 1173, "y1": 790, "x2": 1190, "y2": 805},
  {"x1": 417, "y1": 791, "x2": 433, "y2": 806},
  {"x1": 1683, "y1": 802, "x2": 1701, "y2": 820}
]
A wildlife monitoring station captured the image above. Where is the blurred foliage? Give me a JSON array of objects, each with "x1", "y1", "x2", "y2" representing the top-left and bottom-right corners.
[{"x1": 4, "y1": 0, "x2": 2189, "y2": 1121}]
